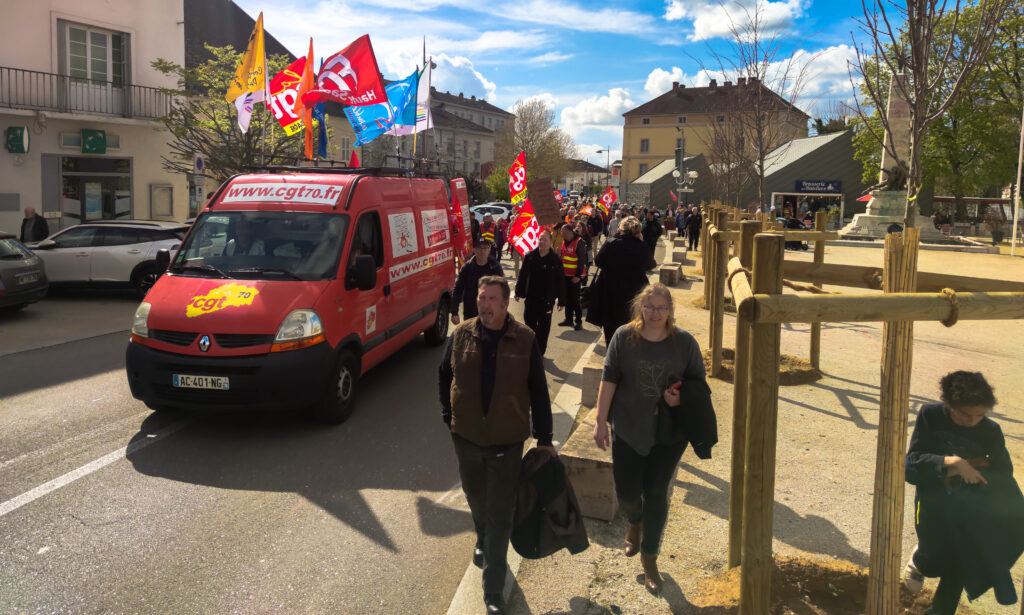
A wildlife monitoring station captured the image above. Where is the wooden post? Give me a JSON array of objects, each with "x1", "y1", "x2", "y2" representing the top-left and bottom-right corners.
[
  {"x1": 710, "y1": 211, "x2": 729, "y2": 376},
  {"x1": 809, "y1": 210, "x2": 828, "y2": 369},
  {"x1": 739, "y1": 233, "x2": 785, "y2": 615},
  {"x1": 865, "y1": 228, "x2": 920, "y2": 615},
  {"x1": 700, "y1": 207, "x2": 712, "y2": 275},
  {"x1": 727, "y1": 220, "x2": 762, "y2": 568}
]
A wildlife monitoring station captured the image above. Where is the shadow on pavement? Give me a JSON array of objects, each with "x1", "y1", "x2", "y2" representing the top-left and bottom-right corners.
[
  {"x1": 0, "y1": 331, "x2": 127, "y2": 399},
  {"x1": 676, "y1": 462, "x2": 869, "y2": 567},
  {"x1": 125, "y1": 338, "x2": 470, "y2": 552}
]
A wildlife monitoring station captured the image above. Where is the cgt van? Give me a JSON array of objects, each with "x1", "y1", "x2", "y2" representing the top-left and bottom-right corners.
[{"x1": 125, "y1": 169, "x2": 472, "y2": 423}]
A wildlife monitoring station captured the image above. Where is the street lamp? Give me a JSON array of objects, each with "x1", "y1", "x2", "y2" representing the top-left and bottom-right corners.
[
  {"x1": 672, "y1": 168, "x2": 698, "y2": 208},
  {"x1": 596, "y1": 147, "x2": 611, "y2": 189}
]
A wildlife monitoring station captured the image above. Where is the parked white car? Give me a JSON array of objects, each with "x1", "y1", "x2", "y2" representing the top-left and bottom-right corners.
[
  {"x1": 470, "y1": 202, "x2": 514, "y2": 222},
  {"x1": 28, "y1": 220, "x2": 186, "y2": 296}
]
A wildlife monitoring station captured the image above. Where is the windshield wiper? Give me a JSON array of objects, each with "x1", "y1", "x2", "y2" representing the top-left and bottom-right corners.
[
  {"x1": 173, "y1": 263, "x2": 231, "y2": 278},
  {"x1": 229, "y1": 267, "x2": 304, "y2": 281}
]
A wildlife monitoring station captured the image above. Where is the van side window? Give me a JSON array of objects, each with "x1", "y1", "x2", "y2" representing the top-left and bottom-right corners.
[{"x1": 352, "y1": 212, "x2": 383, "y2": 268}]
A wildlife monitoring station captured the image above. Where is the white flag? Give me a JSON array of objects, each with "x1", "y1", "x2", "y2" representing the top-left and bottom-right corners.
[
  {"x1": 387, "y1": 62, "x2": 433, "y2": 136},
  {"x1": 234, "y1": 90, "x2": 265, "y2": 134}
]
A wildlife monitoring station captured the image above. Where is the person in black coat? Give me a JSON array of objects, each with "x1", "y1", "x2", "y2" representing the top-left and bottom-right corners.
[
  {"x1": 684, "y1": 206, "x2": 701, "y2": 251},
  {"x1": 19, "y1": 207, "x2": 49, "y2": 243},
  {"x1": 904, "y1": 371, "x2": 1023, "y2": 614},
  {"x1": 587, "y1": 216, "x2": 656, "y2": 344},
  {"x1": 641, "y1": 211, "x2": 662, "y2": 257},
  {"x1": 452, "y1": 239, "x2": 504, "y2": 324},
  {"x1": 514, "y1": 231, "x2": 565, "y2": 354}
]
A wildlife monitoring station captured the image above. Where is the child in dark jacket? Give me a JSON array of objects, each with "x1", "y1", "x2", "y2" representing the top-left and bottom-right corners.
[{"x1": 904, "y1": 371, "x2": 1024, "y2": 614}]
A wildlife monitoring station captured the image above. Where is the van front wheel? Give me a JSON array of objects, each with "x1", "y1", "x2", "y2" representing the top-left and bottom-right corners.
[
  {"x1": 424, "y1": 298, "x2": 450, "y2": 346},
  {"x1": 314, "y1": 350, "x2": 359, "y2": 424}
]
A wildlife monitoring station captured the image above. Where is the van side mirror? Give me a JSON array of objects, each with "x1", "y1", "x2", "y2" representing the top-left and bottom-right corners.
[
  {"x1": 156, "y1": 248, "x2": 171, "y2": 272},
  {"x1": 349, "y1": 254, "x2": 377, "y2": 291}
]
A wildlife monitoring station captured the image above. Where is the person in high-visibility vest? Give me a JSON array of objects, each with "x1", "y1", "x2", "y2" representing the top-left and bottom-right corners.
[
  {"x1": 480, "y1": 214, "x2": 499, "y2": 260},
  {"x1": 557, "y1": 224, "x2": 588, "y2": 331}
]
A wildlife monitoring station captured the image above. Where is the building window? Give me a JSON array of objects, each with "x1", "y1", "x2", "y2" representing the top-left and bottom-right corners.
[
  {"x1": 486, "y1": 117, "x2": 492, "y2": 127},
  {"x1": 717, "y1": 115, "x2": 725, "y2": 122},
  {"x1": 638, "y1": 163, "x2": 649, "y2": 175},
  {"x1": 340, "y1": 136, "x2": 351, "y2": 163},
  {"x1": 473, "y1": 162, "x2": 480, "y2": 174},
  {"x1": 474, "y1": 141, "x2": 481, "y2": 159},
  {"x1": 676, "y1": 138, "x2": 683, "y2": 149},
  {"x1": 678, "y1": 116, "x2": 686, "y2": 123},
  {"x1": 462, "y1": 140, "x2": 468, "y2": 157},
  {"x1": 640, "y1": 139, "x2": 649, "y2": 153},
  {"x1": 66, "y1": 23, "x2": 126, "y2": 86},
  {"x1": 642, "y1": 118, "x2": 650, "y2": 125}
]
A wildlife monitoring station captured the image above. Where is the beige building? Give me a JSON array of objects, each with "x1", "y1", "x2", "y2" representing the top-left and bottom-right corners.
[
  {"x1": 0, "y1": 1, "x2": 188, "y2": 234},
  {"x1": 556, "y1": 159, "x2": 612, "y2": 193},
  {"x1": 620, "y1": 78, "x2": 809, "y2": 186}
]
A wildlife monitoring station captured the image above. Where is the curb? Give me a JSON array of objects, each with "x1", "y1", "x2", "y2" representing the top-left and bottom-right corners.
[{"x1": 444, "y1": 337, "x2": 600, "y2": 615}]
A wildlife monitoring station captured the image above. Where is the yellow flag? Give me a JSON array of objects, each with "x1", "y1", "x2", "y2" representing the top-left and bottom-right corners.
[{"x1": 224, "y1": 12, "x2": 267, "y2": 103}]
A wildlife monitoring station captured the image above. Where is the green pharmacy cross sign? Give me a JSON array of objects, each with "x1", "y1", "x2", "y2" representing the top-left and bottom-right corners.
[{"x1": 82, "y1": 129, "x2": 107, "y2": 154}]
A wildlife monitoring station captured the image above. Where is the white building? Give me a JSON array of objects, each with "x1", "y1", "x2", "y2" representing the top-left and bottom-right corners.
[{"x1": 0, "y1": 1, "x2": 188, "y2": 235}]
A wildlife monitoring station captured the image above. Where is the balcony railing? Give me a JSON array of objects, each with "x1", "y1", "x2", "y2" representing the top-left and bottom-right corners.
[{"x1": 0, "y1": 66, "x2": 172, "y2": 120}]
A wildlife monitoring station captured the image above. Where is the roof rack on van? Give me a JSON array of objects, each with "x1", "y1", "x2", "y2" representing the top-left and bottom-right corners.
[{"x1": 243, "y1": 165, "x2": 448, "y2": 180}]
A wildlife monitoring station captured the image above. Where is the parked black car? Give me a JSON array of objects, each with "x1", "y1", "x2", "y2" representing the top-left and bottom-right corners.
[{"x1": 0, "y1": 233, "x2": 48, "y2": 310}]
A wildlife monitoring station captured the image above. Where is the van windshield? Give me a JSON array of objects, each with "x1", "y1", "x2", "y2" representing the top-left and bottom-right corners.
[{"x1": 172, "y1": 212, "x2": 349, "y2": 281}]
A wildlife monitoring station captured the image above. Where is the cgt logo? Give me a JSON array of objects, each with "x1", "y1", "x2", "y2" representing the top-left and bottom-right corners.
[{"x1": 186, "y1": 283, "x2": 260, "y2": 318}]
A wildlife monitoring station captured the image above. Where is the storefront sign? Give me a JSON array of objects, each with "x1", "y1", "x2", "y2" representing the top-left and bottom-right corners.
[{"x1": 795, "y1": 180, "x2": 841, "y2": 194}]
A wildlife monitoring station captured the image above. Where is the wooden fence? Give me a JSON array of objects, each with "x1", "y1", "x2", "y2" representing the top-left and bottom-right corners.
[{"x1": 724, "y1": 228, "x2": 1024, "y2": 614}]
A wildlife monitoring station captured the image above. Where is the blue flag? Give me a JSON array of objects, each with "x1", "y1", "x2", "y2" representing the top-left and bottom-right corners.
[
  {"x1": 313, "y1": 103, "x2": 327, "y2": 159},
  {"x1": 344, "y1": 68, "x2": 419, "y2": 147}
]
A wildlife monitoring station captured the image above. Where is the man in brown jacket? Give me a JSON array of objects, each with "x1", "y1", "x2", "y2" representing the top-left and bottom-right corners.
[{"x1": 438, "y1": 276, "x2": 555, "y2": 615}]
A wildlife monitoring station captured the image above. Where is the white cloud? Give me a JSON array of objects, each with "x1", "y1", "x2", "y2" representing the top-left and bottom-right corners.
[
  {"x1": 575, "y1": 143, "x2": 621, "y2": 166},
  {"x1": 525, "y1": 52, "x2": 574, "y2": 66},
  {"x1": 560, "y1": 88, "x2": 636, "y2": 139},
  {"x1": 663, "y1": 0, "x2": 807, "y2": 41},
  {"x1": 521, "y1": 93, "x2": 559, "y2": 110},
  {"x1": 430, "y1": 54, "x2": 498, "y2": 102}
]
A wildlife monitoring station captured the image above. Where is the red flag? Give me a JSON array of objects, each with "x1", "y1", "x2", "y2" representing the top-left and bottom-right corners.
[
  {"x1": 292, "y1": 39, "x2": 315, "y2": 160},
  {"x1": 600, "y1": 186, "x2": 617, "y2": 210},
  {"x1": 581, "y1": 205, "x2": 594, "y2": 216},
  {"x1": 670, "y1": 191, "x2": 678, "y2": 202},
  {"x1": 508, "y1": 151, "x2": 527, "y2": 205},
  {"x1": 266, "y1": 56, "x2": 307, "y2": 135},
  {"x1": 301, "y1": 35, "x2": 386, "y2": 107},
  {"x1": 349, "y1": 149, "x2": 360, "y2": 168},
  {"x1": 554, "y1": 191, "x2": 563, "y2": 204},
  {"x1": 509, "y1": 198, "x2": 542, "y2": 257}
]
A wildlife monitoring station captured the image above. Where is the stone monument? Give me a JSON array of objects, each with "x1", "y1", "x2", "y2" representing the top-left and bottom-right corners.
[{"x1": 841, "y1": 73, "x2": 943, "y2": 240}]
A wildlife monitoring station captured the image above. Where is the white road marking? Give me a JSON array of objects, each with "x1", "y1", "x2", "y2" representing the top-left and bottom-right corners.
[{"x1": 0, "y1": 419, "x2": 191, "y2": 519}]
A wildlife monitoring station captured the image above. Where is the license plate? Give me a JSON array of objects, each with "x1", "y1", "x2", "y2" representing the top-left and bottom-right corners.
[
  {"x1": 17, "y1": 272, "x2": 39, "y2": 284},
  {"x1": 172, "y1": 374, "x2": 230, "y2": 390}
]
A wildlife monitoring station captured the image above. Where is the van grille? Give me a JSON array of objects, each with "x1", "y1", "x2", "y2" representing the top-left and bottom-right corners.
[
  {"x1": 215, "y1": 333, "x2": 275, "y2": 348},
  {"x1": 150, "y1": 330, "x2": 198, "y2": 346}
]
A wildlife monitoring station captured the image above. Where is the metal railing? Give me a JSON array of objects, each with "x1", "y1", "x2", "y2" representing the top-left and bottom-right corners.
[{"x1": 0, "y1": 66, "x2": 172, "y2": 120}]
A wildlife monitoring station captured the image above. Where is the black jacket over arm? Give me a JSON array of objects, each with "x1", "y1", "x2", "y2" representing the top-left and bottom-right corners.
[{"x1": 512, "y1": 447, "x2": 589, "y2": 559}]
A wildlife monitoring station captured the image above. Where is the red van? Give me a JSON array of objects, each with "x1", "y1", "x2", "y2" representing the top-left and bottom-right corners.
[{"x1": 125, "y1": 169, "x2": 471, "y2": 423}]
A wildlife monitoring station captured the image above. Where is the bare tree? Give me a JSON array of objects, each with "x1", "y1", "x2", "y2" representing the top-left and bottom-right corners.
[
  {"x1": 492, "y1": 98, "x2": 575, "y2": 185},
  {"x1": 690, "y1": 1, "x2": 815, "y2": 210},
  {"x1": 848, "y1": 0, "x2": 1012, "y2": 226}
]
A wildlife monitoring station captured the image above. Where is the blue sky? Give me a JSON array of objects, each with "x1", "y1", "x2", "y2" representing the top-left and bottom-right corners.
[{"x1": 235, "y1": 0, "x2": 870, "y2": 165}]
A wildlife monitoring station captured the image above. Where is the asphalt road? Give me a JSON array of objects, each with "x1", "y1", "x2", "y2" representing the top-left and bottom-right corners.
[{"x1": 0, "y1": 264, "x2": 600, "y2": 615}]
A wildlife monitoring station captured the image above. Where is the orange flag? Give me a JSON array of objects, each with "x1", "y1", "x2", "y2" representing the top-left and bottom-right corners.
[{"x1": 293, "y1": 39, "x2": 315, "y2": 159}]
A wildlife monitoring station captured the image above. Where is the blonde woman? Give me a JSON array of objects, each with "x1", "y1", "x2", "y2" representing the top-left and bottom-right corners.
[{"x1": 593, "y1": 283, "x2": 706, "y2": 595}]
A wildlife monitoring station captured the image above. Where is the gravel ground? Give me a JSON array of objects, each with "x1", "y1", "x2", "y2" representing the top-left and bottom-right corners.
[{"x1": 507, "y1": 242, "x2": 1024, "y2": 615}]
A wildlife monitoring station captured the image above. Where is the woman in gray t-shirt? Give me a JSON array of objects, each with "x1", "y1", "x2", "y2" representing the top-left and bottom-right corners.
[{"x1": 592, "y1": 283, "x2": 705, "y2": 595}]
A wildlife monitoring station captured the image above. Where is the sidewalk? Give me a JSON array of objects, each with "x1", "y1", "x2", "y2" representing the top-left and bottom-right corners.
[{"x1": 502, "y1": 242, "x2": 1024, "y2": 614}]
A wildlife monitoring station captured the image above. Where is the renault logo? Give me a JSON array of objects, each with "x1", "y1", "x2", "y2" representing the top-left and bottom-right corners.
[{"x1": 198, "y1": 335, "x2": 211, "y2": 352}]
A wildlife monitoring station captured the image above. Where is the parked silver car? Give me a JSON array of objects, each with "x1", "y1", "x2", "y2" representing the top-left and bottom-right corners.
[
  {"x1": 28, "y1": 220, "x2": 186, "y2": 297},
  {"x1": 0, "y1": 233, "x2": 48, "y2": 310}
]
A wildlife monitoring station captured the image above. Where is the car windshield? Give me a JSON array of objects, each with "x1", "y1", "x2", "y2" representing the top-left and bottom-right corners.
[
  {"x1": 171, "y1": 211, "x2": 349, "y2": 281},
  {"x1": 0, "y1": 238, "x2": 32, "y2": 259}
]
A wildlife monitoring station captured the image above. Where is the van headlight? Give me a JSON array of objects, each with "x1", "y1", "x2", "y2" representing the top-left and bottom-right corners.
[
  {"x1": 131, "y1": 302, "x2": 152, "y2": 339},
  {"x1": 271, "y1": 309, "x2": 325, "y2": 352}
]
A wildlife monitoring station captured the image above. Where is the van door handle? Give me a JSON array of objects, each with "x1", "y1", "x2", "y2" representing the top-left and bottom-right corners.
[{"x1": 383, "y1": 284, "x2": 391, "y2": 296}]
